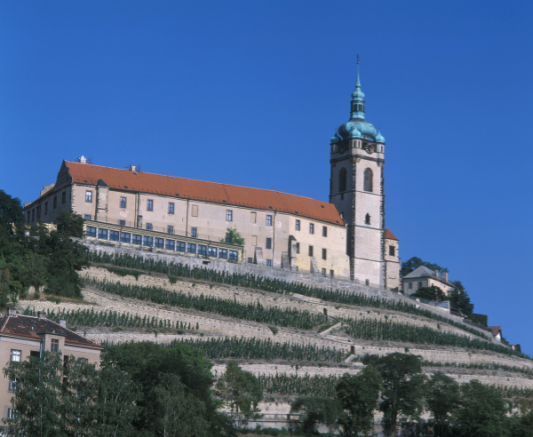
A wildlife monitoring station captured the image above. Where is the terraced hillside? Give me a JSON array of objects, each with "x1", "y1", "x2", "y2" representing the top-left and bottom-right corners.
[{"x1": 17, "y1": 254, "x2": 533, "y2": 417}]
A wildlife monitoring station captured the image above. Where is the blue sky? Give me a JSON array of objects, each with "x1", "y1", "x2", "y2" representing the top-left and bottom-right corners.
[{"x1": 1, "y1": 1, "x2": 532, "y2": 354}]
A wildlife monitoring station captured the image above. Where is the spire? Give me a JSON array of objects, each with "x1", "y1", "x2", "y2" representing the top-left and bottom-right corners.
[{"x1": 351, "y1": 55, "x2": 365, "y2": 120}]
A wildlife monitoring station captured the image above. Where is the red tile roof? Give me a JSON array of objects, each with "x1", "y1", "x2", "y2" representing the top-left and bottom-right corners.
[
  {"x1": 384, "y1": 229, "x2": 399, "y2": 240},
  {"x1": 65, "y1": 161, "x2": 345, "y2": 226},
  {"x1": 488, "y1": 326, "x2": 502, "y2": 337},
  {"x1": 0, "y1": 315, "x2": 103, "y2": 349}
]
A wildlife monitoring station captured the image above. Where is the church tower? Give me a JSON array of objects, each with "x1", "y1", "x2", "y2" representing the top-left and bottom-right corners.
[{"x1": 329, "y1": 66, "x2": 386, "y2": 287}]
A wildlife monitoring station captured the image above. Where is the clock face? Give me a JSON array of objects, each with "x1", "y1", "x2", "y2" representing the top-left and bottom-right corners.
[{"x1": 363, "y1": 143, "x2": 374, "y2": 154}]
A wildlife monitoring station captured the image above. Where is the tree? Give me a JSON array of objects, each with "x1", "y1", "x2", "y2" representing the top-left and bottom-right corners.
[
  {"x1": 0, "y1": 190, "x2": 24, "y2": 229},
  {"x1": 363, "y1": 353, "x2": 426, "y2": 437},
  {"x1": 335, "y1": 367, "x2": 382, "y2": 437},
  {"x1": 56, "y1": 211, "x2": 84, "y2": 238},
  {"x1": 449, "y1": 281, "x2": 474, "y2": 317},
  {"x1": 400, "y1": 257, "x2": 447, "y2": 277},
  {"x1": 424, "y1": 372, "x2": 460, "y2": 437},
  {"x1": 509, "y1": 409, "x2": 533, "y2": 437},
  {"x1": 290, "y1": 397, "x2": 340, "y2": 434},
  {"x1": 411, "y1": 286, "x2": 448, "y2": 302},
  {"x1": 216, "y1": 362, "x2": 263, "y2": 418},
  {"x1": 453, "y1": 380, "x2": 510, "y2": 437},
  {"x1": 221, "y1": 228, "x2": 245, "y2": 246}
]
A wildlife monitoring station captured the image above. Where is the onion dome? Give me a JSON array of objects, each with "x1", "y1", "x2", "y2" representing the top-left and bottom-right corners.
[
  {"x1": 375, "y1": 130, "x2": 385, "y2": 143},
  {"x1": 330, "y1": 133, "x2": 341, "y2": 144}
]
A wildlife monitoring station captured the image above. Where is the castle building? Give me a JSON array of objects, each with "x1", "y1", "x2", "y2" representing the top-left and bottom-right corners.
[{"x1": 24, "y1": 71, "x2": 401, "y2": 289}]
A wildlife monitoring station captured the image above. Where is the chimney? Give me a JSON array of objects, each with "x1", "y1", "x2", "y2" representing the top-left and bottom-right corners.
[
  {"x1": 443, "y1": 271, "x2": 448, "y2": 281},
  {"x1": 78, "y1": 155, "x2": 87, "y2": 164},
  {"x1": 7, "y1": 308, "x2": 16, "y2": 316},
  {"x1": 129, "y1": 165, "x2": 136, "y2": 171},
  {"x1": 58, "y1": 319, "x2": 67, "y2": 328},
  {"x1": 434, "y1": 269, "x2": 440, "y2": 279},
  {"x1": 38, "y1": 311, "x2": 46, "y2": 320}
]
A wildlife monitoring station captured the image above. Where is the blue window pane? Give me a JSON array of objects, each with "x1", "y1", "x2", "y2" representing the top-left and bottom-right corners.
[
  {"x1": 155, "y1": 238, "x2": 164, "y2": 248},
  {"x1": 198, "y1": 245, "x2": 207, "y2": 255},
  {"x1": 219, "y1": 249, "x2": 228, "y2": 259},
  {"x1": 177, "y1": 242, "x2": 186, "y2": 252},
  {"x1": 98, "y1": 229, "x2": 108, "y2": 240},
  {"x1": 143, "y1": 236, "x2": 153, "y2": 247},
  {"x1": 121, "y1": 233, "x2": 131, "y2": 243},
  {"x1": 187, "y1": 243, "x2": 196, "y2": 254},
  {"x1": 132, "y1": 235, "x2": 142, "y2": 245},
  {"x1": 86, "y1": 226, "x2": 96, "y2": 238},
  {"x1": 208, "y1": 247, "x2": 217, "y2": 257},
  {"x1": 229, "y1": 250, "x2": 238, "y2": 261},
  {"x1": 166, "y1": 240, "x2": 175, "y2": 250},
  {"x1": 110, "y1": 230, "x2": 120, "y2": 241}
]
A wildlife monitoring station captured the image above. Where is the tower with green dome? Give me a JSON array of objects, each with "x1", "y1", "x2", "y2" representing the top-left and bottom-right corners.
[{"x1": 329, "y1": 66, "x2": 387, "y2": 287}]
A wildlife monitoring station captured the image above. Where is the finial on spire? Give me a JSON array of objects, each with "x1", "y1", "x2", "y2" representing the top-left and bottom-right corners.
[{"x1": 356, "y1": 54, "x2": 361, "y2": 87}]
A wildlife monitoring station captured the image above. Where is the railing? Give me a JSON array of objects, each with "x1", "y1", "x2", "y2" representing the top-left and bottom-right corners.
[{"x1": 82, "y1": 220, "x2": 244, "y2": 263}]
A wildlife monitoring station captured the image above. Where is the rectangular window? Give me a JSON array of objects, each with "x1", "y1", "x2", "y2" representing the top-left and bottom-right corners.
[
  {"x1": 208, "y1": 246, "x2": 217, "y2": 257},
  {"x1": 266, "y1": 259, "x2": 272, "y2": 267},
  {"x1": 266, "y1": 238, "x2": 272, "y2": 249},
  {"x1": 226, "y1": 210, "x2": 233, "y2": 221},
  {"x1": 98, "y1": 229, "x2": 108, "y2": 240},
  {"x1": 51, "y1": 339, "x2": 59, "y2": 353},
  {"x1": 309, "y1": 245, "x2": 314, "y2": 257},
  {"x1": 132, "y1": 234, "x2": 142, "y2": 245},
  {"x1": 191, "y1": 227, "x2": 197, "y2": 238},
  {"x1": 7, "y1": 408, "x2": 16, "y2": 420},
  {"x1": 408, "y1": 282, "x2": 413, "y2": 289},
  {"x1": 295, "y1": 242, "x2": 300, "y2": 254},
  {"x1": 322, "y1": 268, "x2": 326, "y2": 276},
  {"x1": 85, "y1": 191, "x2": 92, "y2": 202},
  {"x1": 86, "y1": 226, "x2": 96, "y2": 238},
  {"x1": 110, "y1": 230, "x2": 120, "y2": 241},
  {"x1": 119, "y1": 220, "x2": 126, "y2": 226},
  {"x1": 120, "y1": 197, "x2": 126, "y2": 208},
  {"x1": 266, "y1": 215, "x2": 272, "y2": 226},
  {"x1": 167, "y1": 225, "x2": 174, "y2": 234},
  {"x1": 8, "y1": 378, "x2": 18, "y2": 392},
  {"x1": 166, "y1": 240, "x2": 175, "y2": 251},
  {"x1": 389, "y1": 246, "x2": 396, "y2": 256},
  {"x1": 309, "y1": 223, "x2": 314, "y2": 234},
  {"x1": 191, "y1": 205, "x2": 198, "y2": 217},
  {"x1": 247, "y1": 257, "x2": 253, "y2": 264},
  {"x1": 121, "y1": 232, "x2": 131, "y2": 244},
  {"x1": 295, "y1": 220, "x2": 300, "y2": 231},
  {"x1": 53, "y1": 196, "x2": 57, "y2": 208},
  {"x1": 187, "y1": 243, "x2": 196, "y2": 254},
  {"x1": 10, "y1": 350, "x2": 21, "y2": 362},
  {"x1": 44, "y1": 202, "x2": 48, "y2": 215},
  {"x1": 322, "y1": 226, "x2": 327, "y2": 237},
  {"x1": 251, "y1": 212, "x2": 256, "y2": 223},
  {"x1": 229, "y1": 250, "x2": 238, "y2": 261},
  {"x1": 168, "y1": 202, "x2": 175, "y2": 214},
  {"x1": 62, "y1": 192, "x2": 66, "y2": 204},
  {"x1": 143, "y1": 236, "x2": 153, "y2": 247},
  {"x1": 147, "y1": 199, "x2": 153, "y2": 211},
  {"x1": 330, "y1": 270, "x2": 334, "y2": 278},
  {"x1": 155, "y1": 238, "x2": 164, "y2": 248},
  {"x1": 177, "y1": 241, "x2": 186, "y2": 252},
  {"x1": 146, "y1": 223, "x2": 153, "y2": 231},
  {"x1": 198, "y1": 245, "x2": 207, "y2": 256},
  {"x1": 322, "y1": 248, "x2": 327, "y2": 260},
  {"x1": 84, "y1": 214, "x2": 91, "y2": 220},
  {"x1": 225, "y1": 233, "x2": 231, "y2": 243},
  {"x1": 219, "y1": 248, "x2": 228, "y2": 259}
]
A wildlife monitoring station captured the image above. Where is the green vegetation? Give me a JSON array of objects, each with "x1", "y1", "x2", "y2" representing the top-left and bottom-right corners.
[
  {"x1": 102, "y1": 266, "x2": 145, "y2": 280},
  {"x1": 411, "y1": 285, "x2": 448, "y2": 301},
  {"x1": 86, "y1": 252, "x2": 499, "y2": 344},
  {"x1": 84, "y1": 277, "x2": 328, "y2": 330},
  {"x1": 0, "y1": 190, "x2": 88, "y2": 303},
  {"x1": 222, "y1": 228, "x2": 245, "y2": 245},
  {"x1": 258, "y1": 374, "x2": 339, "y2": 398}
]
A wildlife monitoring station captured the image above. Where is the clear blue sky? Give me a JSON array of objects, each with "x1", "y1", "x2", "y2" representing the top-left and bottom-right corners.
[{"x1": 1, "y1": 1, "x2": 532, "y2": 354}]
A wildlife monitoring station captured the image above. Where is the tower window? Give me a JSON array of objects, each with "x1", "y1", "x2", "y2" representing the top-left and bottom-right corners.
[
  {"x1": 389, "y1": 245, "x2": 396, "y2": 256},
  {"x1": 365, "y1": 214, "x2": 371, "y2": 225},
  {"x1": 339, "y1": 167, "x2": 347, "y2": 192},
  {"x1": 364, "y1": 168, "x2": 373, "y2": 192}
]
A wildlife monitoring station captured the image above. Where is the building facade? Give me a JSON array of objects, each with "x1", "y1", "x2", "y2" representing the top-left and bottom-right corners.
[{"x1": 24, "y1": 72, "x2": 400, "y2": 289}]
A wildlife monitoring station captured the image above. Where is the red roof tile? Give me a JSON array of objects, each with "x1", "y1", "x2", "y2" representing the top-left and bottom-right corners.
[
  {"x1": 65, "y1": 162, "x2": 345, "y2": 226},
  {"x1": 384, "y1": 229, "x2": 399, "y2": 241}
]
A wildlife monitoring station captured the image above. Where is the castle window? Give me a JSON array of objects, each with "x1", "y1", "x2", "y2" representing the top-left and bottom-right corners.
[
  {"x1": 339, "y1": 168, "x2": 347, "y2": 192},
  {"x1": 322, "y1": 248, "x2": 327, "y2": 260},
  {"x1": 155, "y1": 238, "x2": 164, "y2": 249},
  {"x1": 120, "y1": 197, "x2": 126, "y2": 208},
  {"x1": 132, "y1": 235, "x2": 142, "y2": 245},
  {"x1": 147, "y1": 199, "x2": 153, "y2": 211},
  {"x1": 187, "y1": 243, "x2": 196, "y2": 253},
  {"x1": 167, "y1": 225, "x2": 174, "y2": 234},
  {"x1": 143, "y1": 236, "x2": 153, "y2": 247},
  {"x1": 229, "y1": 251, "x2": 238, "y2": 261},
  {"x1": 146, "y1": 223, "x2": 152, "y2": 231},
  {"x1": 322, "y1": 268, "x2": 326, "y2": 276},
  {"x1": 7, "y1": 408, "x2": 17, "y2": 420},
  {"x1": 198, "y1": 245, "x2": 207, "y2": 256},
  {"x1": 110, "y1": 231, "x2": 120, "y2": 241},
  {"x1": 119, "y1": 220, "x2": 125, "y2": 226},
  {"x1": 98, "y1": 229, "x2": 108, "y2": 240},
  {"x1": 266, "y1": 238, "x2": 272, "y2": 249},
  {"x1": 295, "y1": 242, "x2": 300, "y2": 254},
  {"x1": 389, "y1": 245, "x2": 395, "y2": 256},
  {"x1": 322, "y1": 226, "x2": 327, "y2": 237},
  {"x1": 86, "y1": 226, "x2": 96, "y2": 237},
  {"x1": 191, "y1": 227, "x2": 197, "y2": 238},
  {"x1": 10, "y1": 350, "x2": 21, "y2": 362},
  {"x1": 121, "y1": 233, "x2": 131, "y2": 244},
  {"x1": 266, "y1": 215, "x2": 272, "y2": 226},
  {"x1": 219, "y1": 249, "x2": 228, "y2": 259},
  {"x1": 248, "y1": 257, "x2": 253, "y2": 264},
  {"x1": 295, "y1": 220, "x2": 300, "y2": 231},
  {"x1": 309, "y1": 245, "x2": 314, "y2": 257},
  {"x1": 176, "y1": 241, "x2": 186, "y2": 252},
  {"x1": 266, "y1": 259, "x2": 272, "y2": 267},
  {"x1": 168, "y1": 202, "x2": 174, "y2": 214},
  {"x1": 51, "y1": 339, "x2": 59, "y2": 353},
  {"x1": 226, "y1": 210, "x2": 233, "y2": 221},
  {"x1": 365, "y1": 214, "x2": 371, "y2": 225},
  {"x1": 85, "y1": 214, "x2": 91, "y2": 220},
  {"x1": 309, "y1": 223, "x2": 314, "y2": 234},
  {"x1": 364, "y1": 168, "x2": 373, "y2": 192},
  {"x1": 85, "y1": 191, "x2": 92, "y2": 202}
]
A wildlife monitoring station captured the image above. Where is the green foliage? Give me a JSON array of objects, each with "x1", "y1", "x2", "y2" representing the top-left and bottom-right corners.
[
  {"x1": 424, "y1": 372, "x2": 460, "y2": 437},
  {"x1": 258, "y1": 374, "x2": 339, "y2": 397},
  {"x1": 221, "y1": 228, "x2": 245, "y2": 245},
  {"x1": 411, "y1": 286, "x2": 448, "y2": 302},
  {"x1": 469, "y1": 313, "x2": 488, "y2": 327},
  {"x1": 400, "y1": 257, "x2": 447, "y2": 277},
  {"x1": 168, "y1": 274, "x2": 178, "y2": 284},
  {"x1": 103, "y1": 266, "x2": 143, "y2": 280},
  {"x1": 290, "y1": 397, "x2": 340, "y2": 434},
  {"x1": 216, "y1": 362, "x2": 263, "y2": 417},
  {"x1": 509, "y1": 409, "x2": 533, "y2": 437},
  {"x1": 449, "y1": 280, "x2": 474, "y2": 316},
  {"x1": 56, "y1": 211, "x2": 84, "y2": 238},
  {"x1": 335, "y1": 366, "x2": 382, "y2": 436}
]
